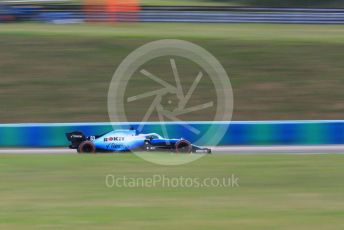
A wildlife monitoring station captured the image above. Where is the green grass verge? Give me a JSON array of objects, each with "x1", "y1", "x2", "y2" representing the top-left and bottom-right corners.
[
  {"x1": 2, "y1": 23, "x2": 344, "y2": 43},
  {"x1": 0, "y1": 154, "x2": 344, "y2": 229},
  {"x1": 1, "y1": 23, "x2": 344, "y2": 122}
]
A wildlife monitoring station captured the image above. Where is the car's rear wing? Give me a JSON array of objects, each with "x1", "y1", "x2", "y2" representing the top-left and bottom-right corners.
[{"x1": 66, "y1": 131, "x2": 86, "y2": 149}]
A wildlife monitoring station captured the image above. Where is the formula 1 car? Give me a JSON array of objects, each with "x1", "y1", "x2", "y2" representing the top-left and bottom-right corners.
[{"x1": 66, "y1": 129, "x2": 211, "y2": 154}]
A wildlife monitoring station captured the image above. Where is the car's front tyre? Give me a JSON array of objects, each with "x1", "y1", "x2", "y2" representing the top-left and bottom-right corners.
[{"x1": 175, "y1": 140, "x2": 192, "y2": 153}]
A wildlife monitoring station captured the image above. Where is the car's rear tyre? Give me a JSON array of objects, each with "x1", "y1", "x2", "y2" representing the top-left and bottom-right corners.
[
  {"x1": 175, "y1": 140, "x2": 192, "y2": 153},
  {"x1": 78, "y1": 141, "x2": 96, "y2": 154}
]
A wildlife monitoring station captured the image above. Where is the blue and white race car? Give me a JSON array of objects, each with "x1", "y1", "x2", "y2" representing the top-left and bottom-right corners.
[{"x1": 66, "y1": 129, "x2": 211, "y2": 154}]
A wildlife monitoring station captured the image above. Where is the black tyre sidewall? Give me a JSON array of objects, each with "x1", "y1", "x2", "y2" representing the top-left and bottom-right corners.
[
  {"x1": 78, "y1": 141, "x2": 96, "y2": 154},
  {"x1": 175, "y1": 140, "x2": 192, "y2": 153}
]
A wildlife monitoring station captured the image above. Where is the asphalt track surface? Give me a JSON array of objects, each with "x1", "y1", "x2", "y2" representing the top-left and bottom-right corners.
[{"x1": 1, "y1": 145, "x2": 344, "y2": 154}]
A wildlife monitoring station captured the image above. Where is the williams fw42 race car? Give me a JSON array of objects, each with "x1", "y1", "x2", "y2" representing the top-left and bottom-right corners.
[{"x1": 66, "y1": 129, "x2": 211, "y2": 154}]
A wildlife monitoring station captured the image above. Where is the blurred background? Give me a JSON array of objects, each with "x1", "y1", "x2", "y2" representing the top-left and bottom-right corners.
[
  {"x1": 2, "y1": 2, "x2": 344, "y2": 230},
  {"x1": 1, "y1": 0, "x2": 344, "y2": 123}
]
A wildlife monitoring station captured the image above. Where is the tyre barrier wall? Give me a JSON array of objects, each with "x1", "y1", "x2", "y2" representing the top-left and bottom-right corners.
[
  {"x1": 0, "y1": 120, "x2": 344, "y2": 147},
  {"x1": 23, "y1": 11, "x2": 344, "y2": 24},
  {"x1": 3, "y1": 5, "x2": 344, "y2": 24}
]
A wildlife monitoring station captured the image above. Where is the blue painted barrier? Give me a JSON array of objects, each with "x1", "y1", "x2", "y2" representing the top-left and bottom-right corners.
[{"x1": 0, "y1": 120, "x2": 343, "y2": 147}]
